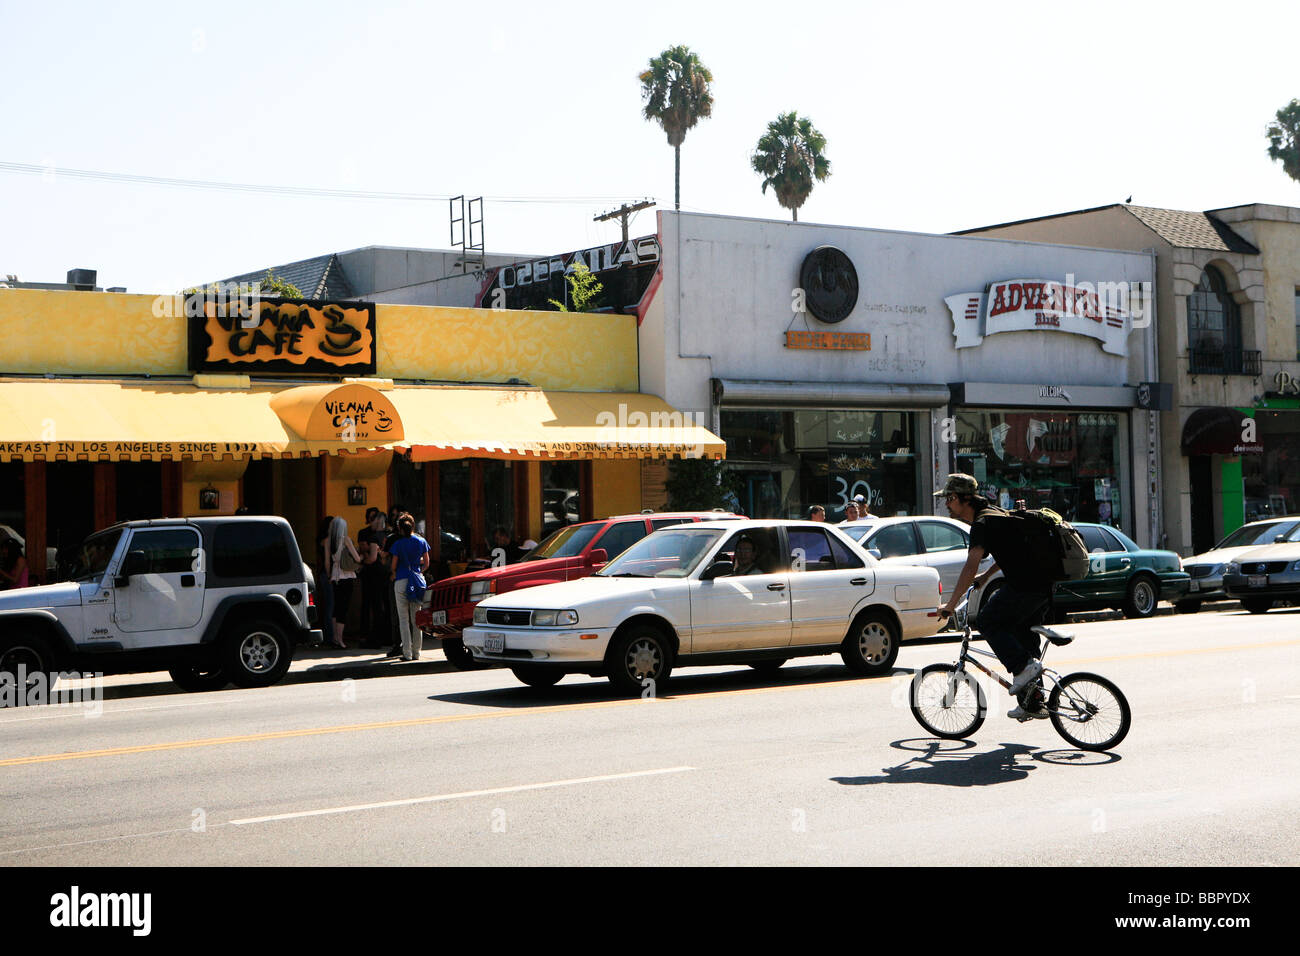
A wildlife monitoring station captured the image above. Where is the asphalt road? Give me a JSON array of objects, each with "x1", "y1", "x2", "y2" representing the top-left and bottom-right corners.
[{"x1": 2, "y1": 606, "x2": 1297, "y2": 866}]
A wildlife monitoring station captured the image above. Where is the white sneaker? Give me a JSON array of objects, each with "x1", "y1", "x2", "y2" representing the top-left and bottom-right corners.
[
  {"x1": 1008, "y1": 660, "x2": 1042, "y2": 695},
  {"x1": 1007, "y1": 702, "x2": 1048, "y2": 721}
]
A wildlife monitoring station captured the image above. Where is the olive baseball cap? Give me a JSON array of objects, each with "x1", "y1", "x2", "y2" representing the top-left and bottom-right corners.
[{"x1": 933, "y1": 473, "x2": 979, "y2": 497}]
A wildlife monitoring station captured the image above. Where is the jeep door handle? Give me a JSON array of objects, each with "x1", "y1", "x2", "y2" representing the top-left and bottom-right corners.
[
  {"x1": 766, "y1": 582, "x2": 786, "y2": 591},
  {"x1": 181, "y1": 574, "x2": 196, "y2": 587},
  {"x1": 850, "y1": 577, "x2": 869, "y2": 586}
]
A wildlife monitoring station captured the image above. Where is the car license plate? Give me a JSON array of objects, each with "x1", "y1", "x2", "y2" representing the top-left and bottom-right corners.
[
  {"x1": 429, "y1": 610, "x2": 447, "y2": 626},
  {"x1": 484, "y1": 632, "x2": 505, "y2": 653},
  {"x1": 1188, "y1": 580, "x2": 1199, "y2": 592},
  {"x1": 1248, "y1": 575, "x2": 1267, "y2": 588}
]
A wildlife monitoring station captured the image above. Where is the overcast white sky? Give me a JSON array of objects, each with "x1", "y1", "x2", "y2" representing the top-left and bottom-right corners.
[{"x1": 4, "y1": 0, "x2": 1300, "y2": 294}]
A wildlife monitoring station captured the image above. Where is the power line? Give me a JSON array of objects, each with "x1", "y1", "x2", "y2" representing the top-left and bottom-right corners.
[{"x1": 0, "y1": 161, "x2": 644, "y2": 206}]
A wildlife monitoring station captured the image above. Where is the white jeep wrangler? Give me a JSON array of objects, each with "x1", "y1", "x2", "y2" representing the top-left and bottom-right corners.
[{"x1": 0, "y1": 516, "x2": 321, "y2": 692}]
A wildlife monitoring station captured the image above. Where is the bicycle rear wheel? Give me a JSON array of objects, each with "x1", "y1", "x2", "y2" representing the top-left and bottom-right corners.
[
  {"x1": 910, "y1": 664, "x2": 987, "y2": 739},
  {"x1": 1047, "y1": 672, "x2": 1130, "y2": 751}
]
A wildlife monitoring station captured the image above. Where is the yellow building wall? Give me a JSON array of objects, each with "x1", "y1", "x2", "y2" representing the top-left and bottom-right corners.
[
  {"x1": 375, "y1": 305, "x2": 638, "y2": 391},
  {"x1": 591, "y1": 459, "x2": 643, "y2": 519},
  {"x1": 0, "y1": 290, "x2": 639, "y2": 392},
  {"x1": 321, "y1": 452, "x2": 393, "y2": 543}
]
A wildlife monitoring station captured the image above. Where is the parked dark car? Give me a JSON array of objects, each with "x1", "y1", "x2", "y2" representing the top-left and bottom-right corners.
[
  {"x1": 1223, "y1": 541, "x2": 1300, "y2": 613},
  {"x1": 980, "y1": 523, "x2": 1190, "y2": 622}
]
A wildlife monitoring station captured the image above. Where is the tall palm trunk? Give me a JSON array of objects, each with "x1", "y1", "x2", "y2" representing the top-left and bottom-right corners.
[
  {"x1": 675, "y1": 145, "x2": 681, "y2": 210},
  {"x1": 792, "y1": 208, "x2": 798, "y2": 222}
]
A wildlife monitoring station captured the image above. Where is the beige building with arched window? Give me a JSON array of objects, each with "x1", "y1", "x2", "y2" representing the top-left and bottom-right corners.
[{"x1": 960, "y1": 203, "x2": 1300, "y2": 556}]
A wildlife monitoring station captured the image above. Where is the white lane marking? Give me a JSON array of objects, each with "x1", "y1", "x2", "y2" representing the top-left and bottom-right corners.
[
  {"x1": 0, "y1": 699, "x2": 216, "y2": 723},
  {"x1": 0, "y1": 826, "x2": 197, "y2": 857},
  {"x1": 229, "y1": 766, "x2": 697, "y2": 826}
]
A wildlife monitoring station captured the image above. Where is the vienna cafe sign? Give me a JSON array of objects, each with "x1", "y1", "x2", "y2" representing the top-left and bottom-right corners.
[
  {"x1": 945, "y1": 277, "x2": 1149, "y2": 357},
  {"x1": 189, "y1": 297, "x2": 377, "y2": 375}
]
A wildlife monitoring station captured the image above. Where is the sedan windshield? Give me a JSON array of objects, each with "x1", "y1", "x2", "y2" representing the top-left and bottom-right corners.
[
  {"x1": 1215, "y1": 520, "x2": 1300, "y2": 550},
  {"x1": 597, "y1": 528, "x2": 726, "y2": 578}
]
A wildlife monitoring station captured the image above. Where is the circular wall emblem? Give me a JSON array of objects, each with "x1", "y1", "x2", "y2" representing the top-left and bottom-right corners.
[{"x1": 799, "y1": 246, "x2": 859, "y2": 324}]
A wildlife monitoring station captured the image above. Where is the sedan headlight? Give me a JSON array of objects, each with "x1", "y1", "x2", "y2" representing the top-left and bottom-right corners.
[
  {"x1": 473, "y1": 606, "x2": 488, "y2": 625},
  {"x1": 1291, "y1": 560, "x2": 1300, "y2": 572},
  {"x1": 531, "y1": 609, "x2": 579, "y2": 627},
  {"x1": 1225, "y1": 562, "x2": 1240, "y2": 576},
  {"x1": 1210, "y1": 563, "x2": 1227, "y2": 576},
  {"x1": 469, "y1": 581, "x2": 495, "y2": 603}
]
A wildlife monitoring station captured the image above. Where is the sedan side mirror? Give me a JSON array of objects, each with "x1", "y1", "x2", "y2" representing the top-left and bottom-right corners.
[
  {"x1": 700, "y1": 560, "x2": 734, "y2": 581},
  {"x1": 868, "y1": 548, "x2": 883, "y2": 560}
]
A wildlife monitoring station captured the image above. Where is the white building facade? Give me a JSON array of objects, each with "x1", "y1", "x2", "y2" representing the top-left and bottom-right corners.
[{"x1": 640, "y1": 211, "x2": 1163, "y2": 546}]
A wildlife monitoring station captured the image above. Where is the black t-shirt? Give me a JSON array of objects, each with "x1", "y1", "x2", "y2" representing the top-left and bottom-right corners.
[{"x1": 969, "y1": 504, "x2": 1054, "y2": 594}]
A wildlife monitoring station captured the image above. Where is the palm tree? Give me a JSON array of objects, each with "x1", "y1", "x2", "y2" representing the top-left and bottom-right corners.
[
  {"x1": 750, "y1": 112, "x2": 831, "y2": 221},
  {"x1": 639, "y1": 45, "x2": 714, "y2": 210}
]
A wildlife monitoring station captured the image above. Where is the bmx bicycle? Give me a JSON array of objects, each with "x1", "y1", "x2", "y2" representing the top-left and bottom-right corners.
[{"x1": 909, "y1": 585, "x2": 1131, "y2": 752}]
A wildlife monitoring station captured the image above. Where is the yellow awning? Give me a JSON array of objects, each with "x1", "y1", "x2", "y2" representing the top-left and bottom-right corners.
[
  {"x1": 0, "y1": 380, "x2": 724, "y2": 462},
  {"x1": 0, "y1": 380, "x2": 393, "y2": 461},
  {"x1": 387, "y1": 386, "x2": 725, "y2": 460}
]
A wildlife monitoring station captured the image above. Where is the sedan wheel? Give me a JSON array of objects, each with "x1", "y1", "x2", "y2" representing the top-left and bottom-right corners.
[
  {"x1": 841, "y1": 612, "x2": 900, "y2": 676},
  {"x1": 607, "y1": 627, "x2": 674, "y2": 696},
  {"x1": 1122, "y1": 577, "x2": 1159, "y2": 619}
]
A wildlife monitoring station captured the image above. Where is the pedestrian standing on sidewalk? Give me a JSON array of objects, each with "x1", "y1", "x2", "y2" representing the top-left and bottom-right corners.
[
  {"x1": 383, "y1": 506, "x2": 405, "y2": 658},
  {"x1": 389, "y1": 512, "x2": 430, "y2": 662},
  {"x1": 358, "y1": 507, "x2": 390, "y2": 648},
  {"x1": 329, "y1": 515, "x2": 362, "y2": 649},
  {"x1": 315, "y1": 516, "x2": 335, "y2": 646}
]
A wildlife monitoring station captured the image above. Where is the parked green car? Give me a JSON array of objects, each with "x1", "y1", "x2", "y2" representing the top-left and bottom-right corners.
[{"x1": 981, "y1": 522, "x2": 1190, "y2": 622}]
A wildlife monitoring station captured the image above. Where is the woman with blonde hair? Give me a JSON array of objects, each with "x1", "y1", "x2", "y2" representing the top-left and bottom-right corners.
[{"x1": 329, "y1": 515, "x2": 362, "y2": 649}]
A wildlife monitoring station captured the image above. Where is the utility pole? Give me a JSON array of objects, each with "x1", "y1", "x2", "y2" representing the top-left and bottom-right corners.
[{"x1": 594, "y1": 199, "x2": 656, "y2": 243}]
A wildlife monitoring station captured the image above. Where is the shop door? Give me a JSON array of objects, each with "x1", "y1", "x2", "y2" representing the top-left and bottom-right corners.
[
  {"x1": 45, "y1": 462, "x2": 95, "y2": 579},
  {"x1": 1190, "y1": 456, "x2": 1214, "y2": 555}
]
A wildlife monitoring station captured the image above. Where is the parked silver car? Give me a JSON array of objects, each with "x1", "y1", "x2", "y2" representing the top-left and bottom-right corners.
[
  {"x1": 839, "y1": 516, "x2": 993, "y2": 596},
  {"x1": 1179, "y1": 517, "x2": 1300, "y2": 611}
]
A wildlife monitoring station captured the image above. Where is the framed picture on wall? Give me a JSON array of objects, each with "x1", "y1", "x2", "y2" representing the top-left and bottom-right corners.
[{"x1": 199, "y1": 488, "x2": 220, "y2": 510}]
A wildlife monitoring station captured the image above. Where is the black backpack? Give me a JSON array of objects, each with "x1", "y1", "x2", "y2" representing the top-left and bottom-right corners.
[{"x1": 994, "y1": 508, "x2": 1089, "y2": 582}]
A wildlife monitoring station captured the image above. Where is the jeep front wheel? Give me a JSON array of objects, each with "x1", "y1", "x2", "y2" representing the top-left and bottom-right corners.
[
  {"x1": 222, "y1": 619, "x2": 292, "y2": 688},
  {"x1": 1, "y1": 632, "x2": 58, "y2": 698}
]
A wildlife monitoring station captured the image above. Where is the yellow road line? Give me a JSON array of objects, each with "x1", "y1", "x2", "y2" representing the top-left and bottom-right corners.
[{"x1": 5, "y1": 638, "x2": 1297, "y2": 767}]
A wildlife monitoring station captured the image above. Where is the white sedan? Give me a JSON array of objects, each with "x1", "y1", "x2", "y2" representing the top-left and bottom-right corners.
[
  {"x1": 462, "y1": 519, "x2": 941, "y2": 693},
  {"x1": 838, "y1": 515, "x2": 993, "y2": 594}
]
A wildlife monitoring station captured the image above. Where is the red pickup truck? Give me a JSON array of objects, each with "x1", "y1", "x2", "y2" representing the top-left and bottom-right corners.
[{"x1": 417, "y1": 511, "x2": 738, "y2": 668}]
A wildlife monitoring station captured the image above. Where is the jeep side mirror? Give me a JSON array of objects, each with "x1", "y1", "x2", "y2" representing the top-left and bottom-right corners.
[
  {"x1": 586, "y1": 548, "x2": 609, "y2": 567},
  {"x1": 701, "y1": 560, "x2": 733, "y2": 581},
  {"x1": 115, "y1": 550, "x2": 148, "y2": 587}
]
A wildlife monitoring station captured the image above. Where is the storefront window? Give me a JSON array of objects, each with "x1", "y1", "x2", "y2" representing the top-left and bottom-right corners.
[
  {"x1": 390, "y1": 456, "x2": 426, "y2": 531},
  {"x1": 1241, "y1": 410, "x2": 1300, "y2": 520},
  {"x1": 721, "y1": 409, "x2": 920, "y2": 519},
  {"x1": 439, "y1": 461, "x2": 470, "y2": 564},
  {"x1": 0, "y1": 463, "x2": 24, "y2": 543},
  {"x1": 481, "y1": 461, "x2": 515, "y2": 555},
  {"x1": 541, "y1": 461, "x2": 582, "y2": 538},
  {"x1": 953, "y1": 410, "x2": 1124, "y2": 527}
]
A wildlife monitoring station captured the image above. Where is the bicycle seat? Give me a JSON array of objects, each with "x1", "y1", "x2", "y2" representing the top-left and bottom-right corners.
[{"x1": 1031, "y1": 625, "x2": 1074, "y2": 646}]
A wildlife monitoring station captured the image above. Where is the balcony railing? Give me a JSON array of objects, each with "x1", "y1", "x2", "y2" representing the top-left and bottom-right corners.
[{"x1": 1187, "y1": 346, "x2": 1261, "y2": 376}]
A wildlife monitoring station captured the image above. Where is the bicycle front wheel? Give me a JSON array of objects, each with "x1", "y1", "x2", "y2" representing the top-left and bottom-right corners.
[
  {"x1": 1048, "y1": 672, "x2": 1131, "y2": 751},
  {"x1": 910, "y1": 664, "x2": 987, "y2": 739}
]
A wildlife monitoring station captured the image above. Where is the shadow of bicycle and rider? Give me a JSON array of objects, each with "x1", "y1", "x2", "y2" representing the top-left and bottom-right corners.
[{"x1": 832, "y1": 737, "x2": 1121, "y2": 788}]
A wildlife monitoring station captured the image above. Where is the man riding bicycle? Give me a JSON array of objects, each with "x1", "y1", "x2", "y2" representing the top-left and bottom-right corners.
[{"x1": 934, "y1": 474, "x2": 1053, "y2": 720}]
